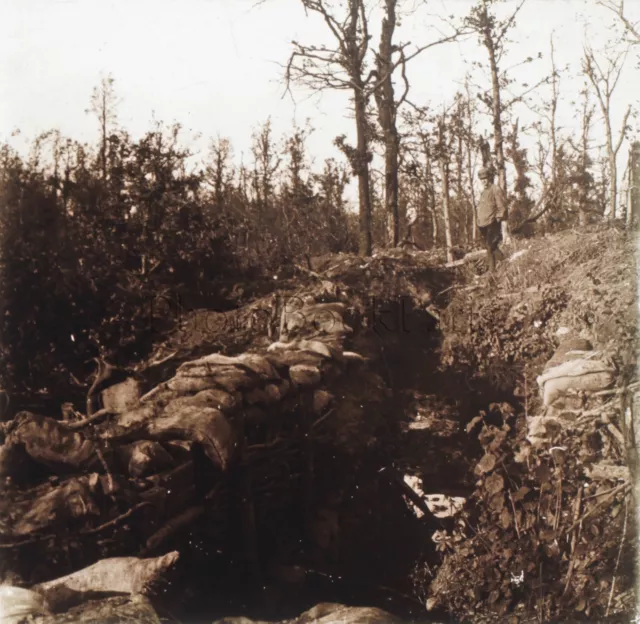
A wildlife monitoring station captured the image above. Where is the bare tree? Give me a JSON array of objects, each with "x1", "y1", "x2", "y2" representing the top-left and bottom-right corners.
[
  {"x1": 505, "y1": 118, "x2": 533, "y2": 227},
  {"x1": 464, "y1": 78, "x2": 479, "y2": 240},
  {"x1": 582, "y1": 44, "x2": 632, "y2": 218},
  {"x1": 596, "y1": 0, "x2": 640, "y2": 43},
  {"x1": 285, "y1": 0, "x2": 374, "y2": 256},
  {"x1": 465, "y1": 0, "x2": 526, "y2": 195},
  {"x1": 403, "y1": 108, "x2": 441, "y2": 248},
  {"x1": 251, "y1": 119, "x2": 281, "y2": 209},
  {"x1": 628, "y1": 141, "x2": 640, "y2": 226},
  {"x1": 524, "y1": 35, "x2": 565, "y2": 225},
  {"x1": 549, "y1": 36, "x2": 560, "y2": 192},
  {"x1": 373, "y1": 0, "x2": 402, "y2": 247},
  {"x1": 372, "y1": 0, "x2": 467, "y2": 247},
  {"x1": 436, "y1": 112, "x2": 454, "y2": 263},
  {"x1": 87, "y1": 74, "x2": 119, "y2": 181},
  {"x1": 577, "y1": 90, "x2": 596, "y2": 226},
  {"x1": 207, "y1": 136, "x2": 234, "y2": 205},
  {"x1": 286, "y1": 0, "x2": 465, "y2": 253},
  {"x1": 466, "y1": 0, "x2": 549, "y2": 242}
]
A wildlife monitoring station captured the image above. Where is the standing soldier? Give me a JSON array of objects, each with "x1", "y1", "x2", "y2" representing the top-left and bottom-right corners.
[{"x1": 477, "y1": 166, "x2": 508, "y2": 272}]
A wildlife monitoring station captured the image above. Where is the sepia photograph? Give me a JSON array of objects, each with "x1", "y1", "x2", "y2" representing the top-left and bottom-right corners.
[{"x1": 0, "y1": 0, "x2": 639, "y2": 622}]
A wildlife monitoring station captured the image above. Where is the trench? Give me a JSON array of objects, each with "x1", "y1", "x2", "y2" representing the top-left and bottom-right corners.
[{"x1": 144, "y1": 296, "x2": 522, "y2": 624}]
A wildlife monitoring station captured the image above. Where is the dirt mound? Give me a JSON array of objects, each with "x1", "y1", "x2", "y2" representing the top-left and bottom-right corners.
[{"x1": 422, "y1": 224, "x2": 638, "y2": 622}]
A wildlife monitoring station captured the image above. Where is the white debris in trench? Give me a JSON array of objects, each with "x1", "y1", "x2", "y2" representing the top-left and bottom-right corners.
[{"x1": 403, "y1": 475, "x2": 466, "y2": 519}]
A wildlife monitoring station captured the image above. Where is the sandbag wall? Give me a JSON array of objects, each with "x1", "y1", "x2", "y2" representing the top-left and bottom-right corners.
[
  {"x1": 0, "y1": 296, "x2": 390, "y2": 589},
  {"x1": 527, "y1": 336, "x2": 618, "y2": 447}
]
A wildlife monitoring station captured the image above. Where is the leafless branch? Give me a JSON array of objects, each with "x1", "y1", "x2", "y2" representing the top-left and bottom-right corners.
[
  {"x1": 496, "y1": 0, "x2": 527, "y2": 46},
  {"x1": 396, "y1": 48, "x2": 411, "y2": 109},
  {"x1": 358, "y1": 0, "x2": 370, "y2": 62},
  {"x1": 582, "y1": 46, "x2": 609, "y2": 114},
  {"x1": 614, "y1": 105, "x2": 632, "y2": 155},
  {"x1": 597, "y1": 0, "x2": 640, "y2": 43},
  {"x1": 502, "y1": 75, "x2": 552, "y2": 110},
  {"x1": 401, "y1": 26, "x2": 471, "y2": 65}
]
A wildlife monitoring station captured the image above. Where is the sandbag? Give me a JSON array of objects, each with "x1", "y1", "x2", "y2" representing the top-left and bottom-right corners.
[
  {"x1": 173, "y1": 368, "x2": 257, "y2": 394},
  {"x1": 4, "y1": 476, "x2": 100, "y2": 537},
  {"x1": 284, "y1": 302, "x2": 349, "y2": 336},
  {"x1": 100, "y1": 378, "x2": 142, "y2": 414},
  {"x1": 146, "y1": 406, "x2": 235, "y2": 470},
  {"x1": 118, "y1": 441, "x2": 175, "y2": 478},
  {"x1": 266, "y1": 351, "x2": 325, "y2": 370},
  {"x1": 178, "y1": 353, "x2": 279, "y2": 381},
  {"x1": 264, "y1": 381, "x2": 290, "y2": 403},
  {"x1": 164, "y1": 388, "x2": 241, "y2": 414},
  {"x1": 166, "y1": 376, "x2": 220, "y2": 394},
  {"x1": 112, "y1": 404, "x2": 157, "y2": 430},
  {"x1": 267, "y1": 339, "x2": 341, "y2": 360},
  {"x1": 289, "y1": 365, "x2": 322, "y2": 387},
  {"x1": 544, "y1": 337, "x2": 594, "y2": 371},
  {"x1": 537, "y1": 354, "x2": 615, "y2": 407},
  {"x1": 34, "y1": 594, "x2": 161, "y2": 624},
  {"x1": 32, "y1": 551, "x2": 179, "y2": 613},
  {"x1": 0, "y1": 585, "x2": 50, "y2": 624},
  {"x1": 7, "y1": 413, "x2": 95, "y2": 472},
  {"x1": 294, "y1": 603, "x2": 401, "y2": 624},
  {"x1": 313, "y1": 390, "x2": 334, "y2": 415}
]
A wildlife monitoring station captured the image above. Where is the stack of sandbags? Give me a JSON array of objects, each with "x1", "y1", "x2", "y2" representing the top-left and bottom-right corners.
[
  {"x1": 528, "y1": 337, "x2": 616, "y2": 446},
  {"x1": 0, "y1": 293, "x2": 380, "y2": 612},
  {"x1": 537, "y1": 338, "x2": 616, "y2": 409}
]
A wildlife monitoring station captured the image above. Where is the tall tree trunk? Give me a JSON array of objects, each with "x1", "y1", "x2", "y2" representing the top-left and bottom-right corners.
[
  {"x1": 629, "y1": 142, "x2": 640, "y2": 228},
  {"x1": 440, "y1": 161, "x2": 453, "y2": 263},
  {"x1": 578, "y1": 94, "x2": 593, "y2": 227},
  {"x1": 439, "y1": 117, "x2": 454, "y2": 263},
  {"x1": 607, "y1": 131, "x2": 618, "y2": 219},
  {"x1": 424, "y1": 140, "x2": 438, "y2": 247},
  {"x1": 582, "y1": 48, "x2": 631, "y2": 222},
  {"x1": 481, "y1": 1, "x2": 509, "y2": 242},
  {"x1": 547, "y1": 35, "x2": 559, "y2": 227},
  {"x1": 429, "y1": 203, "x2": 438, "y2": 248},
  {"x1": 509, "y1": 119, "x2": 528, "y2": 209},
  {"x1": 384, "y1": 132, "x2": 399, "y2": 246},
  {"x1": 375, "y1": 0, "x2": 400, "y2": 247},
  {"x1": 465, "y1": 83, "x2": 478, "y2": 241},
  {"x1": 354, "y1": 88, "x2": 373, "y2": 256},
  {"x1": 483, "y1": 24, "x2": 506, "y2": 192},
  {"x1": 549, "y1": 37, "x2": 558, "y2": 189},
  {"x1": 456, "y1": 132, "x2": 466, "y2": 243}
]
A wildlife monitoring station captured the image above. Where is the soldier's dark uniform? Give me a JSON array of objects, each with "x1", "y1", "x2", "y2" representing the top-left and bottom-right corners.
[{"x1": 477, "y1": 167, "x2": 507, "y2": 272}]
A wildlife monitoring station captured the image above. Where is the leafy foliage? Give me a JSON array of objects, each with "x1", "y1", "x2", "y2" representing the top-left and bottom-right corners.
[{"x1": 0, "y1": 113, "x2": 357, "y2": 408}]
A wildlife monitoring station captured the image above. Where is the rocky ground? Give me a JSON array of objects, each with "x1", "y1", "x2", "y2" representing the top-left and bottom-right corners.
[{"x1": 0, "y1": 223, "x2": 637, "y2": 623}]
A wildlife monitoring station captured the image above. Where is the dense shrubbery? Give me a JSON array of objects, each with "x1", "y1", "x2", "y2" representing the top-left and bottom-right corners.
[{"x1": 0, "y1": 119, "x2": 358, "y2": 407}]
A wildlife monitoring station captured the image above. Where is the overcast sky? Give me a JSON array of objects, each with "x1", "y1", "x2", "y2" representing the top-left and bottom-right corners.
[{"x1": 1, "y1": 0, "x2": 638, "y2": 191}]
